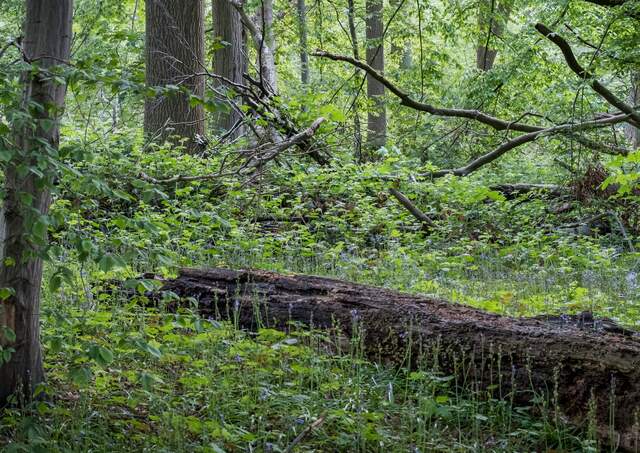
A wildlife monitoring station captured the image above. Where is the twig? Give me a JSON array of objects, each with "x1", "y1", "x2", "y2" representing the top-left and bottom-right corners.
[
  {"x1": 283, "y1": 414, "x2": 327, "y2": 453},
  {"x1": 609, "y1": 211, "x2": 636, "y2": 252}
]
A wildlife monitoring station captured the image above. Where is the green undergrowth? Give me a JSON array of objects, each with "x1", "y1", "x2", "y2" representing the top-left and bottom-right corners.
[
  {"x1": 1, "y1": 297, "x2": 596, "y2": 452},
  {"x1": 2, "y1": 139, "x2": 635, "y2": 452}
]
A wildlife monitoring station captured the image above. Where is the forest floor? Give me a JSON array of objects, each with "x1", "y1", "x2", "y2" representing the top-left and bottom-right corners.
[{"x1": 3, "y1": 250, "x2": 637, "y2": 452}]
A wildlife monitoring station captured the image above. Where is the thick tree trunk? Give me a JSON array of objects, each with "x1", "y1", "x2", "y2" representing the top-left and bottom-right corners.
[
  {"x1": 625, "y1": 72, "x2": 639, "y2": 148},
  {"x1": 476, "y1": 0, "x2": 512, "y2": 71},
  {"x1": 297, "y1": 0, "x2": 310, "y2": 85},
  {"x1": 212, "y1": 0, "x2": 246, "y2": 139},
  {"x1": 158, "y1": 268, "x2": 640, "y2": 451},
  {"x1": 145, "y1": 0, "x2": 206, "y2": 152},
  {"x1": 365, "y1": 0, "x2": 386, "y2": 151},
  {"x1": 0, "y1": 0, "x2": 73, "y2": 405}
]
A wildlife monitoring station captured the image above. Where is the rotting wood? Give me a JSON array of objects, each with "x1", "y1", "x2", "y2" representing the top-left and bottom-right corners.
[{"x1": 155, "y1": 267, "x2": 640, "y2": 451}]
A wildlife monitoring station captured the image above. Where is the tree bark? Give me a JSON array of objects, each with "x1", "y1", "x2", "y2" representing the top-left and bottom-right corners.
[
  {"x1": 230, "y1": 0, "x2": 278, "y2": 95},
  {"x1": 145, "y1": 0, "x2": 206, "y2": 152},
  {"x1": 212, "y1": 0, "x2": 246, "y2": 139},
  {"x1": 476, "y1": 0, "x2": 512, "y2": 71},
  {"x1": 297, "y1": 0, "x2": 310, "y2": 85},
  {"x1": 365, "y1": 0, "x2": 386, "y2": 151},
  {"x1": 0, "y1": 0, "x2": 73, "y2": 405},
  {"x1": 347, "y1": 0, "x2": 363, "y2": 159},
  {"x1": 158, "y1": 268, "x2": 640, "y2": 451},
  {"x1": 400, "y1": 40, "x2": 413, "y2": 70},
  {"x1": 256, "y1": 0, "x2": 278, "y2": 93},
  {"x1": 625, "y1": 72, "x2": 639, "y2": 148}
]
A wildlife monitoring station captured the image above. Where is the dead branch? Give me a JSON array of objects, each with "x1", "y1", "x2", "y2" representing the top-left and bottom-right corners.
[
  {"x1": 490, "y1": 183, "x2": 567, "y2": 199},
  {"x1": 283, "y1": 414, "x2": 327, "y2": 453},
  {"x1": 424, "y1": 113, "x2": 630, "y2": 178},
  {"x1": 389, "y1": 188, "x2": 434, "y2": 229},
  {"x1": 139, "y1": 118, "x2": 325, "y2": 184}
]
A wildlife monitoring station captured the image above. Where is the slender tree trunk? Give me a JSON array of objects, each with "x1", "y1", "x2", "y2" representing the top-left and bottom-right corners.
[
  {"x1": 0, "y1": 0, "x2": 73, "y2": 405},
  {"x1": 213, "y1": 0, "x2": 246, "y2": 139},
  {"x1": 232, "y1": 0, "x2": 278, "y2": 95},
  {"x1": 297, "y1": 0, "x2": 310, "y2": 85},
  {"x1": 145, "y1": 0, "x2": 206, "y2": 152},
  {"x1": 365, "y1": 0, "x2": 386, "y2": 151},
  {"x1": 476, "y1": 0, "x2": 512, "y2": 71},
  {"x1": 625, "y1": 72, "x2": 639, "y2": 148},
  {"x1": 400, "y1": 40, "x2": 413, "y2": 70},
  {"x1": 257, "y1": 0, "x2": 278, "y2": 93},
  {"x1": 347, "y1": 0, "x2": 363, "y2": 159}
]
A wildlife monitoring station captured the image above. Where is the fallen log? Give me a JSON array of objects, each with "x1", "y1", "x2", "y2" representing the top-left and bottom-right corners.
[
  {"x1": 490, "y1": 183, "x2": 567, "y2": 200},
  {"x1": 157, "y1": 268, "x2": 640, "y2": 451}
]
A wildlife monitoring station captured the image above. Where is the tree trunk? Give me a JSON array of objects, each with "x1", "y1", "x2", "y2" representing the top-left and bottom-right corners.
[
  {"x1": 347, "y1": 0, "x2": 363, "y2": 159},
  {"x1": 212, "y1": 0, "x2": 246, "y2": 139},
  {"x1": 145, "y1": 0, "x2": 206, "y2": 152},
  {"x1": 0, "y1": 0, "x2": 73, "y2": 405},
  {"x1": 476, "y1": 0, "x2": 512, "y2": 71},
  {"x1": 158, "y1": 268, "x2": 640, "y2": 451},
  {"x1": 625, "y1": 72, "x2": 639, "y2": 148},
  {"x1": 297, "y1": 0, "x2": 310, "y2": 85},
  {"x1": 400, "y1": 40, "x2": 413, "y2": 70},
  {"x1": 232, "y1": 0, "x2": 278, "y2": 95},
  {"x1": 257, "y1": 0, "x2": 278, "y2": 93},
  {"x1": 365, "y1": 0, "x2": 386, "y2": 151}
]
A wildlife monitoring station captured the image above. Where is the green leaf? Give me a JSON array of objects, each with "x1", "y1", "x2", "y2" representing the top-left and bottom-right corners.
[
  {"x1": 0, "y1": 287, "x2": 15, "y2": 301},
  {"x1": 139, "y1": 372, "x2": 163, "y2": 391},
  {"x1": 97, "y1": 346, "x2": 114, "y2": 365},
  {"x1": 98, "y1": 254, "x2": 126, "y2": 272},
  {"x1": 88, "y1": 344, "x2": 114, "y2": 367},
  {"x1": 49, "y1": 274, "x2": 63, "y2": 292},
  {"x1": 2, "y1": 327, "x2": 16, "y2": 343},
  {"x1": 32, "y1": 219, "x2": 49, "y2": 240},
  {"x1": 69, "y1": 366, "x2": 92, "y2": 386}
]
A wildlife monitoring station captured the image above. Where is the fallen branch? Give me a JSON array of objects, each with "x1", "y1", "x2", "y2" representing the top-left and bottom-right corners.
[
  {"x1": 490, "y1": 183, "x2": 567, "y2": 199},
  {"x1": 140, "y1": 118, "x2": 325, "y2": 184},
  {"x1": 242, "y1": 117, "x2": 326, "y2": 171},
  {"x1": 389, "y1": 188, "x2": 434, "y2": 229},
  {"x1": 424, "y1": 113, "x2": 630, "y2": 178}
]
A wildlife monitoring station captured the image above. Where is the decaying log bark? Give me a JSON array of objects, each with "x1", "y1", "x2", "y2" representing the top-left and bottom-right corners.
[{"x1": 158, "y1": 268, "x2": 640, "y2": 451}]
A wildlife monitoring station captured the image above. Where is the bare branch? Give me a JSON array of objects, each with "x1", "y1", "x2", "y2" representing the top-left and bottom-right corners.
[
  {"x1": 581, "y1": 0, "x2": 628, "y2": 6},
  {"x1": 536, "y1": 23, "x2": 640, "y2": 127},
  {"x1": 425, "y1": 113, "x2": 631, "y2": 178},
  {"x1": 312, "y1": 50, "x2": 543, "y2": 133}
]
